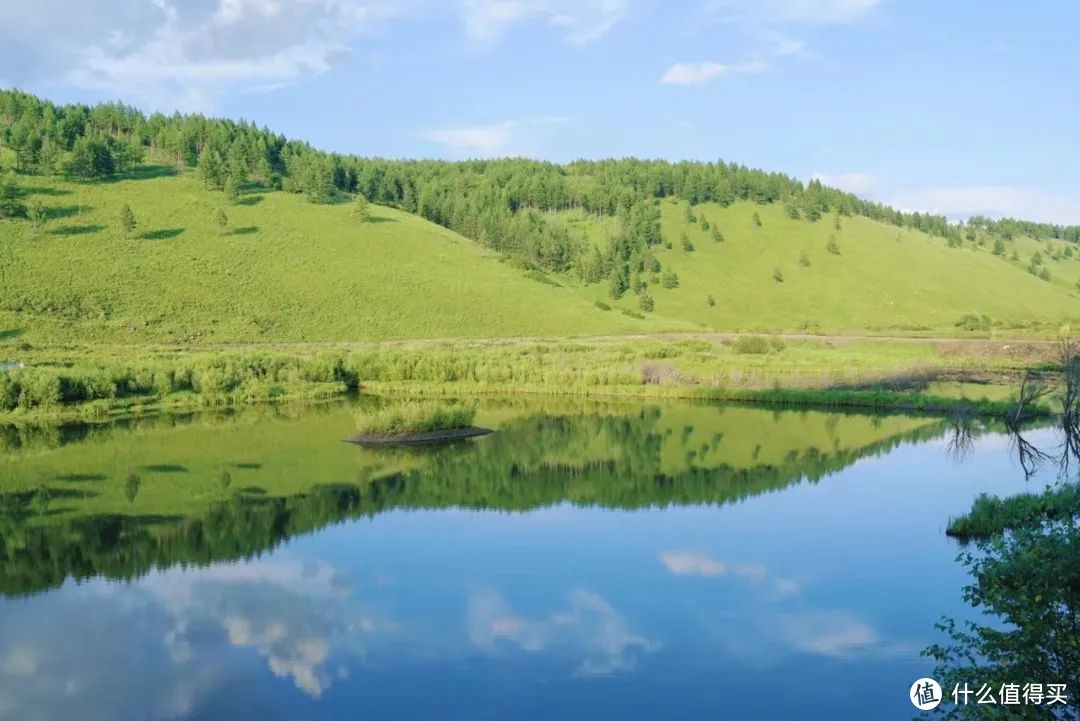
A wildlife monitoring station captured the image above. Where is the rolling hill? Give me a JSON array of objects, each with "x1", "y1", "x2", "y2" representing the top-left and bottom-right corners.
[
  {"x1": 2, "y1": 165, "x2": 1079, "y2": 345},
  {"x1": 0, "y1": 170, "x2": 666, "y2": 344},
  {"x1": 571, "y1": 199, "x2": 1080, "y2": 333}
]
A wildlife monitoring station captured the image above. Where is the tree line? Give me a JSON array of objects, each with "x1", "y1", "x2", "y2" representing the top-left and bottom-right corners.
[{"x1": 3, "y1": 89, "x2": 1078, "y2": 279}]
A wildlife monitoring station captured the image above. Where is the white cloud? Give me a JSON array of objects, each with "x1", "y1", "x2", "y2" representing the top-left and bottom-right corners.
[
  {"x1": 661, "y1": 60, "x2": 766, "y2": 85},
  {"x1": 421, "y1": 117, "x2": 568, "y2": 157},
  {"x1": 710, "y1": 0, "x2": 881, "y2": 24},
  {"x1": 889, "y1": 186, "x2": 1080, "y2": 225},
  {"x1": 4, "y1": 0, "x2": 625, "y2": 112},
  {"x1": 659, "y1": 551, "x2": 801, "y2": 599},
  {"x1": 67, "y1": 0, "x2": 382, "y2": 112},
  {"x1": 461, "y1": 0, "x2": 628, "y2": 45},
  {"x1": 777, "y1": 611, "x2": 878, "y2": 658},
  {"x1": 810, "y1": 171, "x2": 879, "y2": 196},
  {"x1": 658, "y1": 551, "x2": 767, "y2": 582},
  {"x1": 659, "y1": 550, "x2": 727, "y2": 576},
  {"x1": 467, "y1": 588, "x2": 657, "y2": 676},
  {"x1": 811, "y1": 173, "x2": 1080, "y2": 225},
  {"x1": 423, "y1": 122, "x2": 517, "y2": 155}
]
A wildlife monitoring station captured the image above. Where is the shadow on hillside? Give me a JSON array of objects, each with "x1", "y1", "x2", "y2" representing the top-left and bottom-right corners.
[
  {"x1": 110, "y1": 165, "x2": 176, "y2": 182},
  {"x1": 0, "y1": 328, "x2": 23, "y2": 343},
  {"x1": 50, "y1": 224, "x2": 104, "y2": 237},
  {"x1": 44, "y1": 205, "x2": 89, "y2": 220},
  {"x1": 368, "y1": 215, "x2": 398, "y2": 224},
  {"x1": 232, "y1": 226, "x2": 259, "y2": 235},
  {"x1": 232, "y1": 462, "x2": 262, "y2": 469},
  {"x1": 17, "y1": 185, "x2": 71, "y2": 197},
  {"x1": 142, "y1": 464, "x2": 188, "y2": 473},
  {"x1": 236, "y1": 194, "x2": 263, "y2": 206},
  {"x1": 53, "y1": 473, "x2": 108, "y2": 483},
  {"x1": 143, "y1": 228, "x2": 184, "y2": 240}
]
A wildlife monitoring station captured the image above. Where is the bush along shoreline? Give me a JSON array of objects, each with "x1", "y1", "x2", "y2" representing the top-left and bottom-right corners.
[{"x1": 0, "y1": 345, "x2": 1052, "y2": 424}]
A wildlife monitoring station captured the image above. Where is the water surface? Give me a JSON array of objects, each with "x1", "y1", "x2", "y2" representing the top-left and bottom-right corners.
[{"x1": 0, "y1": 399, "x2": 1054, "y2": 719}]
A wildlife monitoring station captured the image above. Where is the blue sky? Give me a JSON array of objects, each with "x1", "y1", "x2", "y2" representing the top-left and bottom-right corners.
[{"x1": 2, "y1": 0, "x2": 1079, "y2": 223}]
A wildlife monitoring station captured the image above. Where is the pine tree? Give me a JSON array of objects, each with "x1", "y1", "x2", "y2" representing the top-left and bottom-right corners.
[
  {"x1": 680, "y1": 233, "x2": 694, "y2": 252},
  {"x1": 798, "y1": 250, "x2": 811, "y2": 267},
  {"x1": 638, "y1": 293, "x2": 654, "y2": 312},
  {"x1": 993, "y1": 238, "x2": 1006, "y2": 256},
  {"x1": 120, "y1": 204, "x2": 136, "y2": 239},
  {"x1": 353, "y1": 194, "x2": 371, "y2": 222},
  {"x1": 711, "y1": 226, "x2": 724, "y2": 243},
  {"x1": 215, "y1": 208, "x2": 229, "y2": 235},
  {"x1": 826, "y1": 236, "x2": 840, "y2": 255},
  {"x1": 0, "y1": 174, "x2": 25, "y2": 219},
  {"x1": 27, "y1": 199, "x2": 45, "y2": 232},
  {"x1": 752, "y1": 211, "x2": 762, "y2": 227},
  {"x1": 773, "y1": 266, "x2": 785, "y2": 283},
  {"x1": 608, "y1": 264, "x2": 628, "y2": 299},
  {"x1": 199, "y1": 149, "x2": 225, "y2": 190},
  {"x1": 706, "y1": 295, "x2": 716, "y2": 308},
  {"x1": 223, "y1": 174, "x2": 239, "y2": 204}
]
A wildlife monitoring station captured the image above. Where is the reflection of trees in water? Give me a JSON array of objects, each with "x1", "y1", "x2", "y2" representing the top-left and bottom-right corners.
[
  {"x1": 926, "y1": 518, "x2": 1080, "y2": 720},
  {"x1": 930, "y1": 353, "x2": 1080, "y2": 718},
  {"x1": 0, "y1": 408, "x2": 946, "y2": 597}
]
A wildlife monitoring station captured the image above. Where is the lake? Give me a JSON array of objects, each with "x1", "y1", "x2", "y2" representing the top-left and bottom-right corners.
[{"x1": 0, "y1": 397, "x2": 1059, "y2": 720}]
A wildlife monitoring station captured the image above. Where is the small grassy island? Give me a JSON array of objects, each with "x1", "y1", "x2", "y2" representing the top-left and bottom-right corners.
[{"x1": 347, "y1": 402, "x2": 490, "y2": 446}]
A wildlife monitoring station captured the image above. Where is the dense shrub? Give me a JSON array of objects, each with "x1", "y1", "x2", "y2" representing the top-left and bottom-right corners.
[
  {"x1": 955, "y1": 313, "x2": 992, "y2": 332},
  {"x1": 731, "y1": 336, "x2": 772, "y2": 355}
]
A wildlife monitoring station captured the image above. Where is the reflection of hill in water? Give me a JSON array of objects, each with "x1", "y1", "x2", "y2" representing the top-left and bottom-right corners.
[{"x1": 0, "y1": 401, "x2": 945, "y2": 596}]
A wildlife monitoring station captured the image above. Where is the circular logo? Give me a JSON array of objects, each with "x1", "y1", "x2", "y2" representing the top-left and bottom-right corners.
[{"x1": 910, "y1": 678, "x2": 943, "y2": 710}]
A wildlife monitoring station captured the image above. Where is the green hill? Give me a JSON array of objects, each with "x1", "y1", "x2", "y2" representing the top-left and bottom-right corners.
[
  {"x1": 570, "y1": 199, "x2": 1080, "y2": 333},
  {"x1": 3, "y1": 89, "x2": 1080, "y2": 345},
  {"x1": 3, "y1": 170, "x2": 1079, "y2": 345},
  {"x1": 0, "y1": 171, "x2": 664, "y2": 344}
]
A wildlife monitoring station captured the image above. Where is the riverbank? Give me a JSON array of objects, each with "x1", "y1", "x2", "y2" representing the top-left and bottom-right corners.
[{"x1": 0, "y1": 335, "x2": 1058, "y2": 424}]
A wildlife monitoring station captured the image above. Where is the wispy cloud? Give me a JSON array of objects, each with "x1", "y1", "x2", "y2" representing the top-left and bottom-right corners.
[
  {"x1": 661, "y1": 60, "x2": 766, "y2": 85},
  {"x1": 467, "y1": 587, "x2": 657, "y2": 676},
  {"x1": 42, "y1": 0, "x2": 389, "y2": 112},
  {"x1": 658, "y1": 551, "x2": 799, "y2": 599},
  {"x1": 460, "y1": 0, "x2": 629, "y2": 45},
  {"x1": 812, "y1": 172, "x2": 1080, "y2": 225},
  {"x1": 421, "y1": 117, "x2": 568, "y2": 157},
  {"x1": 889, "y1": 186, "x2": 1080, "y2": 225},
  {"x1": 810, "y1": 171, "x2": 879, "y2": 196},
  {"x1": 709, "y1": 0, "x2": 881, "y2": 25}
]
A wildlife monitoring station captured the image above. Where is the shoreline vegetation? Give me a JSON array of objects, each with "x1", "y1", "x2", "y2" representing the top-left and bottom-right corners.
[
  {"x1": 349, "y1": 401, "x2": 483, "y2": 445},
  {"x1": 0, "y1": 336, "x2": 1065, "y2": 424}
]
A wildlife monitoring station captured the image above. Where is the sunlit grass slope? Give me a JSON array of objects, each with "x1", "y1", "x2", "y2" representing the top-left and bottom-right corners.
[
  {"x1": 0, "y1": 171, "x2": 665, "y2": 344},
  {"x1": 570, "y1": 200, "x2": 1080, "y2": 334}
]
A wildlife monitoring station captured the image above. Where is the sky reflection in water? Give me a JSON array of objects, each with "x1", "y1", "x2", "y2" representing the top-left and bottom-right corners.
[{"x1": 0, "y1": 402, "x2": 1057, "y2": 720}]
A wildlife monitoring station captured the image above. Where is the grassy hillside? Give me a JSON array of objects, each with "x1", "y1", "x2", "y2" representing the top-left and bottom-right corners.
[
  {"x1": 3, "y1": 165, "x2": 1079, "y2": 346},
  {"x1": 568, "y1": 200, "x2": 1080, "y2": 334},
  {"x1": 0, "y1": 169, "x2": 666, "y2": 344}
]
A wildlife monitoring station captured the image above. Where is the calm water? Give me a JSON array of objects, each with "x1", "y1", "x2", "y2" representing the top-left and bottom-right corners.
[{"x1": 0, "y1": 398, "x2": 1060, "y2": 720}]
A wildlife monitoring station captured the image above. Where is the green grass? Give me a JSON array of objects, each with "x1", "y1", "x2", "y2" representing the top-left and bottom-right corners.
[
  {"x1": 0, "y1": 170, "x2": 666, "y2": 345},
  {"x1": 3, "y1": 167, "x2": 1080, "y2": 350},
  {"x1": 353, "y1": 401, "x2": 475, "y2": 436},
  {"x1": 0, "y1": 336, "x2": 1045, "y2": 422},
  {"x1": 566, "y1": 199, "x2": 1080, "y2": 335}
]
